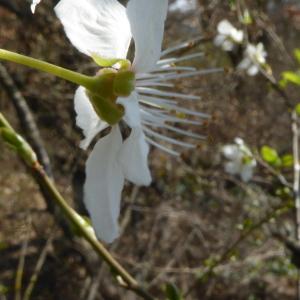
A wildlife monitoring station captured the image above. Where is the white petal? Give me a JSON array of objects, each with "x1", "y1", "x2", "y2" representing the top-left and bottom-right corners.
[
  {"x1": 74, "y1": 87, "x2": 108, "y2": 150},
  {"x1": 127, "y1": 0, "x2": 168, "y2": 73},
  {"x1": 169, "y1": 0, "x2": 197, "y2": 12},
  {"x1": 238, "y1": 57, "x2": 251, "y2": 71},
  {"x1": 217, "y1": 19, "x2": 234, "y2": 35},
  {"x1": 257, "y1": 43, "x2": 266, "y2": 58},
  {"x1": 119, "y1": 127, "x2": 151, "y2": 186},
  {"x1": 247, "y1": 65, "x2": 259, "y2": 76},
  {"x1": 222, "y1": 145, "x2": 239, "y2": 160},
  {"x1": 55, "y1": 0, "x2": 132, "y2": 59},
  {"x1": 84, "y1": 126, "x2": 124, "y2": 243},
  {"x1": 256, "y1": 43, "x2": 267, "y2": 64},
  {"x1": 117, "y1": 91, "x2": 141, "y2": 128},
  {"x1": 222, "y1": 40, "x2": 235, "y2": 52},
  {"x1": 214, "y1": 34, "x2": 226, "y2": 47},
  {"x1": 246, "y1": 44, "x2": 257, "y2": 57},
  {"x1": 234, "y1": 137, "x2": 244, "y2": 146},
  {"x1": 224, "y1": 161, "x2": 240, "y2": 175},
  {"x1": 232, "y1": 29, "x2": 243, "y2": 43},
  {"x1": 31, "y1": 0, "x2": 41, "y2": 13},
  {"x1": 240, "y1": 165, "x2": 254, "y2": 182}
]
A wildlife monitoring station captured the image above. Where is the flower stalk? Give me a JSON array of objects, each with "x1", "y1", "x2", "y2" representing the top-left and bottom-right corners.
[
  {"x1": 0, "y1": 112, "x2": 155, "y2": 300},
  {"x1": 0, "y1": 49, "x2": 96, "y2": 90}
]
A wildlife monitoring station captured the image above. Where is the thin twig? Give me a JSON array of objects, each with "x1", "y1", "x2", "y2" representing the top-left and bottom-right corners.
[
  {"x1": 292, "y1": 111, "x2": 300, "y2": 240},
  {"x1": 80, "y1": 277, "x2": 92, "y2": 300},
  {"x1": 0, "y1": 0, "x2": 23, "y2": 17},
  {"x1": 256, "y1": 56, "x2": 300, "y2": 299},
  {"x1": 254, "y1": 11, "x2": 294, "y2": 64},
  {"x1": 36, "y1": 170, "x2": 154, "y2": 299},
  {"x1": 14, "y1": 239, "x2": 28, "y2": 300},
  {"x1": 0, "y1": 112, "x2": 156, "y2": 300},
  {"x1": 0, "y1": 63, "x2": 52, "y2": 176},
  {"x1": 292, "y1": 110, "x2": 300, "y2": 300},
  {"x1": 255, "y1": 154, "x2": 293, "y2": 188},
  {"x1": 149, "y1": 230, "x2": 195, "y2": 287},
  {"x1": 23, "y1": 233, "x2": 54, "y2": 300},
  {"x1": 0, "y1": 64, "x2": 75, "y2": 236}
]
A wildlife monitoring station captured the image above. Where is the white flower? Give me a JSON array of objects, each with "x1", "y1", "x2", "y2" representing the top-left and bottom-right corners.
[
  {"x1": 169, "y1": 0, "x2": 197, "y2": 13},
  {"x1": 55, "y1": 0, "x2": 215, "y2": 243},
  {"x1": 238, "y1": 43, "x2": 267, "y2": 76},
  {"x1": 214, "y1": 19, "x2": 244, "y2": 51},
  {"x1": 222, "y1": 138, "x2": 256, "y2": 182},
  {"x1": 31, "y1": 0, "x2": 41, "y2": 13}
]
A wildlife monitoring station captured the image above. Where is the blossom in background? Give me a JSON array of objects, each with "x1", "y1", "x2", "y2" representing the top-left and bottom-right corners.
[
  {"x1": 238, "y1": 43, "x2": 267, "y2": 76},
  {"x1": 214, "y1": 19, "x2": 244, "y2": 51},
  {"x1": 222, "y1": 138, "x2": 256, "y2": 182},
  {"x1": 31, "y1": 0, "x2": 41, "y2": 13},
  {"x1": 169, "y1": 0, "x2": 197, "y2": 13},
  {"x1": 55, "y1": 0, "x2": 216, "y2": 243}
]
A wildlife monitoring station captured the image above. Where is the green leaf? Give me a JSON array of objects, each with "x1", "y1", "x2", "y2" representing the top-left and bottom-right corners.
[
  {"x1": 280, "y1": 71, "x2": 300, "y2": 87},
  {"x1": 0, "y1": 284, "x2": 8, "y2": 295},
  {"x1": 296, "y1": 104, "x2": 300, "y2": 117},
  {"x1": 241, "y1": 9, "x2": 252, "y2": 25},
  {"x1": 294, "y1": 49, "x2": 300, "y2": 65},
  {"x1": 204, "y1": 256, "x2": 218, "y2": 267},
  {"x1": 0, "y1": 241, "x2": 8, "y2": 251},
  {"x1": 228, "y1": 0, "x2": 236, "y2": 9},
  {"x1": 236, "y1": 219, "x2": 253, "y2": 231},
  {"x1": 275, "y1": 187, "x2": 292, "y2": 199},
  {"x1": 165, "y1": 283, "x2": 183, "y2": 300},
  {"x1": 261, "y1": 146, "x2": 281, "y2": 167},
  {"x1": 281, "y1": 154, "x2": 294, "y2": 168}
]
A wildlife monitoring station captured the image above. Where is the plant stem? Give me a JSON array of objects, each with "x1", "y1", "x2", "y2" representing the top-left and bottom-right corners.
[
  {"x1": 0, "y1": 112, "x2": 13, "y2": 129},
  {"x1": 0, "y1": 49, "x2": 95, "y2": 90},
  {"x1": 0, "y1": 112, "x2": 155, "y2": 300},
  {"x1": 292, "y1": 110, "x2": 300, "y2": 300},
  {"x1": 259, "y1": 62, "x2": 300, "y2": 299}
]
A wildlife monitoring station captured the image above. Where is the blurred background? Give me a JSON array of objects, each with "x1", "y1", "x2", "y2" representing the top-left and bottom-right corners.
[{"x1": 1, "y1": 0, "x2": 300, "y2": 299}]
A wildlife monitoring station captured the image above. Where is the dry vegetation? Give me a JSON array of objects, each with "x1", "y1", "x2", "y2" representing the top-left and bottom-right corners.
[{"x1": 1, "y1": 0, "x2": 300, "y2": 299}]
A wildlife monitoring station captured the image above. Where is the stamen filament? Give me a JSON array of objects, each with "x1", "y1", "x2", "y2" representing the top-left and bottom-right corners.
[
  {"x1": 143, "y1": 126, "x2": 195, "y2": 148},
  {"x1": 145, "y1": 137, "x2": 180, "y2": 156},
  {"x1": 157, "y1": 52, "x2": 204, "y2": 65},
  {"x1": 137, "y1": 87, "x2": 201, "y2": 100},
  {"x1": 161, "y1": 37, "x2": 204, "y2": 56}
]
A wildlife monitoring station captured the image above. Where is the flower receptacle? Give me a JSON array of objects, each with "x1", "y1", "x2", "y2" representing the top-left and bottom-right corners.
[
  {"x1": 89, "y1": 68, "x2": 135, "y2": 98},
  {"x1": 113, "y1": 70, "x2": 135, "y2": 97},
  {"x1": 86, "y1": 68, "x2": 135, "y2": 125}
]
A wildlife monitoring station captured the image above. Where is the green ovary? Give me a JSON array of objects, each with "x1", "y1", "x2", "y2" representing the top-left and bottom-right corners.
[
  {"x1": 87, "y1": 68, "x2": 136, "y2": 125},
  {"x1": 113, "y1": 70, "x2": 135, "y2": 97}
]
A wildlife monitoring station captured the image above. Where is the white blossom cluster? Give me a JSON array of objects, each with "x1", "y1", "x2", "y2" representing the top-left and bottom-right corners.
[
  {"x1": 214, "y1": 19, "x2": 267, "y2": 76},
  {"x1": 214, "y1": 20, "x2": 244, "y2": 51},
  {"x1": 222, "y1": 138, "x2": 256, "y2": 182},
  {"x1": 169, "y1": 0, "x2": 197, "y2": 13}
]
